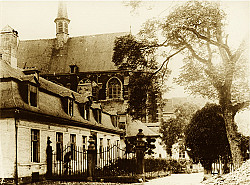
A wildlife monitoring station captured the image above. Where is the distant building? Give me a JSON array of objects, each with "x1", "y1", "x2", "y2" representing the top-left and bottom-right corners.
[
  {"x1": 171, "y1": 140, "x2": 190, "y2": 161},
  {"x1": 162, "y1": 98, "x2": 176, "y2": 122}
]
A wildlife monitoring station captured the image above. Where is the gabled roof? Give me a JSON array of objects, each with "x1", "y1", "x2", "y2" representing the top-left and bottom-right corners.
[
  {"x1": 17, "y1": 32, "x2": 128, "y2": 74},
  {"x1": 1, "y1": 25, "x2": 14, "y2": 33}
]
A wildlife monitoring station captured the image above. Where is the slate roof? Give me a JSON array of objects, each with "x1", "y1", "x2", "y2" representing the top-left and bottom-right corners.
[
  {"x1": 0, "y1": 60, "x2": 122, "y2": 133},
  {"x1": 17, "y1": 32, "x2": 128, "y2": 74},
  {"x1": 0, "y1": 59, "x2": 88, "y2": 105}
]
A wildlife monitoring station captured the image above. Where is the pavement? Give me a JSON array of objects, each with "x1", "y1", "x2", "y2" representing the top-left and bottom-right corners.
[
  {"x1": 30, "y1": 173, "x2": 205, "y2": 185},
  {"x1": 142, "y1": 173, "x2": 204, "y2": 185}
]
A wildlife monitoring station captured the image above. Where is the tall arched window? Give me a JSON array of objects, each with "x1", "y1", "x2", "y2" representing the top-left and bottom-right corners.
[{"x1": 107, "y1": 78, "x2": 122, "y2": 99}]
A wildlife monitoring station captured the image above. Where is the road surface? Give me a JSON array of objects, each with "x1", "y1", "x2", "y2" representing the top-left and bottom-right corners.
[{"x1": 143, "y1": 173, "x2": 204, "y2": 185}]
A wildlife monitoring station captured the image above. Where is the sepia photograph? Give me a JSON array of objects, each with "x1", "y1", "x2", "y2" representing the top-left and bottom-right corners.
[{"x1": 0, "y1": 0, "x2": 249, "y2": 184}]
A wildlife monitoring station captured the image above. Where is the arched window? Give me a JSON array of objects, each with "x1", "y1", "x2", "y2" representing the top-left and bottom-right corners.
[{"x1": 107, "y1": 78, "x2": 122, "y2": 99}]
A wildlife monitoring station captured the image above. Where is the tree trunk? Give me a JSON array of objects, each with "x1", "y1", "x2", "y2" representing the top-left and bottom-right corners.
[
  {"x1": 223, "y1": 109, "x2": 243, "y2": 169},
  {"x1": 203, "y1": 161, "x2": 212, "y2": 180}
]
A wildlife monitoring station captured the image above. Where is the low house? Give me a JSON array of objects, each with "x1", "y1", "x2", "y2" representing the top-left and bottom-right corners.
[{"x1": 0, "y1": 59, "x2": 124, "y2": 183}]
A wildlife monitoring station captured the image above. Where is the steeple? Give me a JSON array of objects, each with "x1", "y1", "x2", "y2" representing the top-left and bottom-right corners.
[{"x1": 54, "y1": 1, "x2": 70, "y2": 48}]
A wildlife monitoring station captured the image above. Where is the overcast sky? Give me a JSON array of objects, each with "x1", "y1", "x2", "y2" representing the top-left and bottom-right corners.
[{"x1": 1, "y1": 0, "x2": 249, "y2": 98}]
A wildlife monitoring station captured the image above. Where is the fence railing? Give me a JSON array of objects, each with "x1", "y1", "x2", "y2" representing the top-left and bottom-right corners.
[
  {"x1": 95, "y1": 144, "x2": 137, "y2": 177},
  {"x1": 47, "y1": 143, "x2": 137, "y2": 179},
  {"x1": 51, "y1": 145, "x2": 88, "y2": 178}
]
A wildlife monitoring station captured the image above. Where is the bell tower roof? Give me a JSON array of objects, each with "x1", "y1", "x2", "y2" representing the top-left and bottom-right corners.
[{"x1": 57, "y1": 1, "x2": 68, "y2": 19}]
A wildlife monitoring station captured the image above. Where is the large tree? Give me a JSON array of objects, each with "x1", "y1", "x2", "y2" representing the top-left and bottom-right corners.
[{"x1": 116, "y1": 1, "x2": 249, "y2": 168}]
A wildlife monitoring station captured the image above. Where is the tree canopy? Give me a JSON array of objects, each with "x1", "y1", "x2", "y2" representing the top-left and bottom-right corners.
[{"x1": 185, "y1": 104, "x2": 231, "y2": 173}]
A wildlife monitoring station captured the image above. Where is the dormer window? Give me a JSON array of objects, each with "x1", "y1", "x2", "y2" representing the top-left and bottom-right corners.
[
  {"x1": 29, "y1": 85, "x2": 38, "y2": 107},
  {"x1": 93, "y1": 108, "x2": 101, "y2": 123},
  {"x1": 79, "y1": 103, "x2": 90, "y2": 121},
  {"x1": 19, "y1": 83, "x2": 38, "y2": 107},
  {"x1": 111, "y1": 115, "x2": 118, "y2": 128},
  {"x1": 69, "y1": 65, "x2": 78, "y2": 74},
  {"x1": 62, "y1": 97, "x2": 74, "y2": 116}
]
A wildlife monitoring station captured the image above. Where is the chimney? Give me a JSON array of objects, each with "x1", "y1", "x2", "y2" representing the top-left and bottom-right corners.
[{"x1": 0, "y1": 25, "x2": 19, "y2": 69}]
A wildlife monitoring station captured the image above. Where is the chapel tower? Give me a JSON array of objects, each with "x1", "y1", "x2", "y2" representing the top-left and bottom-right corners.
[{"x1": 54, "y1": 1, "x2": 70, "y2": 48}]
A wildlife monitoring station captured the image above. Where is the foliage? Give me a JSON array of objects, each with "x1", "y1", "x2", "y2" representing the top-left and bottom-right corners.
[
  {"x1": 112, "y1": 34, "x2": 157, "y2": 71},
  {"x1": 160, "y1": 102, "x2": 199, "y2": 155},
  {"x1": 112, "y1": 34, "x2": 170, "y2": 121},
  {"x1": 238, "y1": 134, "x2": 250, "y2": 161},
  {"x1": 128, "y1": 72, "x2": 163, "y2": 121},
  {"x1": 185, "y1": 104, "x2": 231, "y2": 166},
  {"x1": 145, "y1": 158, "x2": 170, "y2": 172}
]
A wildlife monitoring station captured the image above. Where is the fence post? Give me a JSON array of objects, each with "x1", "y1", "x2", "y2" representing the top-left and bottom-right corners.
[
  {"x1": 136, "y1": 129, "x2": 146, "y2": 181},
  {"x1": 87, "y1": 135, "x2": 96, "y2": 181},
  {"x1": 46, "y1": 137, "x2": 52, "y2": 179}
]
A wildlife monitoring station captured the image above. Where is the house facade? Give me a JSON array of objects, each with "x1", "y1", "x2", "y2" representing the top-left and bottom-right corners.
[{"x1": 0, "y1": 27, "x2": 124, "y2": 183}]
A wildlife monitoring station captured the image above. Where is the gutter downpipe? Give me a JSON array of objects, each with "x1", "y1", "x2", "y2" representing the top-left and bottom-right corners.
[{"x1": 14, "y1": 109, "x2": 19, "y2": 184}]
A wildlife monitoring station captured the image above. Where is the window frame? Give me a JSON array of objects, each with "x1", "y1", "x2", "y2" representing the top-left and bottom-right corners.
[
  {"x1": 31, "y1": 129, "x2": 40, "y2": 163},
  {"x1": 70, "y1": 134, "x2": 76, "y2": 160},
  {"x1": 56, "y1": 132, "x2": 63, "y2": 161},
  {"x1": 82, "y1": 135, "x2": 87, "y2": 152},
  {"x1": 62, "y1": 97, "x2": 74, "y2": 116},
  {"x1": 106, "y1": 77, "x2": 123, "y2": 100}
]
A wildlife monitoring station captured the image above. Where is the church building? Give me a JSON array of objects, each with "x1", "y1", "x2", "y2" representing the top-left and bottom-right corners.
[{"x1": 16, "y1": 1, "x2": 161, "y2": 125}]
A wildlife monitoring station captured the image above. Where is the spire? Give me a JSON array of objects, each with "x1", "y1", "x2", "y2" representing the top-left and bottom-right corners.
[
  {"x1": 54, "y1": 1, "x2": 70, "y2": 48},
  {"x1": 57, "y1": 1, "x2": 68, "y2": 19}
]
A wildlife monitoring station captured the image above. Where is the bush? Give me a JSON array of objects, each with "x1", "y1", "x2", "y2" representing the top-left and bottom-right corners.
[{"x1": 145, "y1": 158, "x2": 171, "y2": 172}]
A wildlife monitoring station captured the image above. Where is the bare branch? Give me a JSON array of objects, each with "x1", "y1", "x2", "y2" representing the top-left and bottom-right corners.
[
  {"x1": 151, "y1": 47, "x2": 185, "y2": 77},
  {"x1": 183, "y1": 26, "x2": 232, "y2": 56},
  {"x1": 184, "y1": 41, "x2": 208, "y2": 64},
  {"x1": 232, "y1": 101, "x2": 250, "y2": 116},
  {"x1": 206, "y1": 28, "x2": 212, "y2": 63}
]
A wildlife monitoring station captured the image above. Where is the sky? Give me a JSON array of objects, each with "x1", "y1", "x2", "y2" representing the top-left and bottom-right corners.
[{"x1": 1, "y1": 0, "x2": 249, "y2": 135}]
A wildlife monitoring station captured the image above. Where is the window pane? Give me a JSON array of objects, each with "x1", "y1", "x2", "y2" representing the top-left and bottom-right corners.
[
  {"x1": 56, "y1": 133, "x2": 63, "y2": 161},
  {"x1": 70, "y1": 134, "x2": 76, "y2": 160},
  {"x1": 108, "y1": 78, "x2": 121, "y2": 99},
  {"x1": 31, "y1": 129, "x2": 40, "y2": 162}
]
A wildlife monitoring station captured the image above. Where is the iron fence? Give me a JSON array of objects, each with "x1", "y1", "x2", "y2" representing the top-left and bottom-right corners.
[
  {"x1": 51, "y1": 145, "x2": 88, "y2": 179},
  {"x1": 95, "y1": 144, "x2": 137, "y2": 177}
]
